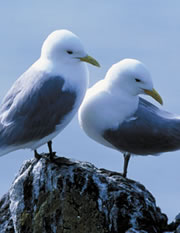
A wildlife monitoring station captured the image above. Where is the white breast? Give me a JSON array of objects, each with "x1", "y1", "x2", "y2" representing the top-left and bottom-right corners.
[
  {"x1": 78, "y1": 80, "x2": 139, "y2": 148},
  {"x1": 26, "y1": 59, "x2": 89, "y2": 150}
]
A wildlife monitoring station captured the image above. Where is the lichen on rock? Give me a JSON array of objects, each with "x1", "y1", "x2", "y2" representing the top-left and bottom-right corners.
[{"x1": 0, "y1": 155, "x2": 178, "y2": 233}]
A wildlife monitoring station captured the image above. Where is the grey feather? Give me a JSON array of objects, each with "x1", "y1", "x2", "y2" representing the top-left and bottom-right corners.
[
  {"x1": 103, "y1": 97, "x2": 180, "y2": 155},
  {"x1": 0, "y1": 68, "x2": 76, "y2": 146}
]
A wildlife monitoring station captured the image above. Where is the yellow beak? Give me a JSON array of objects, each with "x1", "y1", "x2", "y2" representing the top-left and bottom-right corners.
[
  {"x1": 79, "y1": 55, "x2": 100, "y2": 67},
  {"x1": 144, "y1": 88, "x2": 163, "y2": 105}
]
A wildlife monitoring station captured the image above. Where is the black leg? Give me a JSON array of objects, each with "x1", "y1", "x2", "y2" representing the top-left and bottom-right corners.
[
  {"x1": 47, "y1": 140, "x2": 56, "y2": 160},
  {"x1": 123, "y1": 153, "x2": 131, "y2": 178},
  {"x1": 48, "y1": 141, "x2": 53, "y2": 154},
  {"x1": 34, "y1": 149, "x2": 41, "y2": 159}
]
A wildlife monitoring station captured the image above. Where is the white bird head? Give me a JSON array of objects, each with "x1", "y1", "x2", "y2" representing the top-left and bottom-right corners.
[
  {"x1": 105, "y1": 58, "x2": 163, "y2": 105},
  {"x1": 41, "y1": 29, "x2": 100, "y2": 67}
]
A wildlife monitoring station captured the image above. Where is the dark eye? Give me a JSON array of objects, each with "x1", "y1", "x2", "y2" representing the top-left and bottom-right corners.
[
  {"x1": 67, "y1": 50, "x2": 73, "y2": 54},
  {"x1": 135, "y1": 78, "x2": 141, "y2": 82}
]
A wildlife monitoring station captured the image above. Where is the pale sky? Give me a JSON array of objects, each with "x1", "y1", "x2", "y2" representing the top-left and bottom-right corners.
[{"x1": 0, "y1": 0, "x2": 180, "y2": 222}]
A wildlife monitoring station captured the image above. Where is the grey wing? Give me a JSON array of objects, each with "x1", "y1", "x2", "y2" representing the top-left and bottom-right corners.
[
  {"x1": 0, "y1": 69, "x2": 77, "y2": 146},
  {"x1": 103, "y1": 97, "x2": 180, "y2": 155}
]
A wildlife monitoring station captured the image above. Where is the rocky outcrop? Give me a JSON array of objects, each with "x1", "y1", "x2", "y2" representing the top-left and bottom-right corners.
[{"x1": 0, "y1": 155, "x2": 178, "y2": 233}]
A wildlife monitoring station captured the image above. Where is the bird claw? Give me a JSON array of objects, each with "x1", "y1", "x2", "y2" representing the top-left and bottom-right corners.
[
  {"x1": 49, "y1": 152, "x2": 56, "y2": 161},
  {"x1": 34, "y1": 151, "x2": 57, "y2": 161},
  {"x1": 34, "y1": 150, "x2": 42, "y2": 160}
]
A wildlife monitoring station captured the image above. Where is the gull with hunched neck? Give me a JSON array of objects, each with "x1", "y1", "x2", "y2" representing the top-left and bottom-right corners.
[
  {"x1": 0, "y1": 29, "x2": 100, "y2": 159},
  {"x1": 79, "y1": 58, "x2": 180, "y2": 177}
]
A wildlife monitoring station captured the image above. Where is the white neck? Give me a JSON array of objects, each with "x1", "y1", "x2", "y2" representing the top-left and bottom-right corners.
[{"x1": 104, "y1": 82, "x2": 139, "y2": 128}]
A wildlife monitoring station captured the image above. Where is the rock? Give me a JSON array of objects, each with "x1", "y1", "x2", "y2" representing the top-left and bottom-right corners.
[
  {"x1": 166, "y1": 213, "x2": 180, "y2": 233},
  {"x1": 0, "y1": 155, "x2": 176, "y2": 233}
]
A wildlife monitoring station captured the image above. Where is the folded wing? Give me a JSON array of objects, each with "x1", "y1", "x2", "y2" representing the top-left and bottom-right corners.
[
  {"x1": 103, "y1": 98, "x2": 180, "y2": 155},
  {"x1": 0, "y1": 68, "x2": 77, "y2": 147}
]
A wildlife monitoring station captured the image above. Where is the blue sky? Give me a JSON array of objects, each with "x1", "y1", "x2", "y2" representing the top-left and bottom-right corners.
[{"x1": 0, "y1": 0, "x2": 180, "y2": 222}]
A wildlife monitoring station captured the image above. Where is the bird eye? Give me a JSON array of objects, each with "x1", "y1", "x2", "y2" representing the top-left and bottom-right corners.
[
  {"x1": 67, "y1": 50, "x2": 73, "y2": 54},
  {"x1": 135, "y1": 78, "x2": 141, "y2": 82}
]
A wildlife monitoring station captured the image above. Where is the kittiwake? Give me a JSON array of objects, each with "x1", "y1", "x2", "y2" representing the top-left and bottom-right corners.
[
  {"x1": 78, "y1": 59, "x2": 180, "y2": 177},
  {"x1": 0, "y1": 29, "x2": 100, "y2": 159}
]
